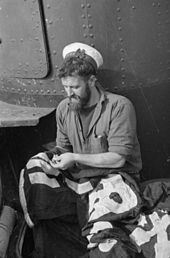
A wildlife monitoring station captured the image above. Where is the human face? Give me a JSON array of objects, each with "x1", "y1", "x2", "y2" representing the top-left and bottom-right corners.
[{"x1": 61, "y1": 76, "x2": 91, "y2": 111}]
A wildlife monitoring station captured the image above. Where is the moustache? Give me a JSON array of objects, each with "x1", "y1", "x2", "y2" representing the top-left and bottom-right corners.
[{"x1": 68, "y1": 95, "x2": 80, "y2": 101}]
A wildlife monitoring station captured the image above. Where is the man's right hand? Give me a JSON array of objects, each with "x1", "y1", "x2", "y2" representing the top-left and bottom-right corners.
[{"x1": 41, "y1": 156, "x2": 60, "y2": 176}]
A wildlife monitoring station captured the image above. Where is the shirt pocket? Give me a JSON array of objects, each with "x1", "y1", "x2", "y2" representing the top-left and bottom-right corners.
[{"x1": 90, "y1": 134, "x2": 108, "y2": 153}]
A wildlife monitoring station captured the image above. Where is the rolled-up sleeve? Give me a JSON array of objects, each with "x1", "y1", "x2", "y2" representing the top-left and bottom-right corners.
[{"x1": 108, "y1": 100, "x2": 137, "y2": 157}]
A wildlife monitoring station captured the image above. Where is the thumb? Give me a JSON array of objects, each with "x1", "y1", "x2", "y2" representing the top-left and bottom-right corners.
[{"x1": 41, "y1": 161, "x2": 60, "y2": 176}]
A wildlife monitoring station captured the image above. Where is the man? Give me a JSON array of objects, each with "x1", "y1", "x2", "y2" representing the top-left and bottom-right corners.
[
  {"x1": 20, "y1": 43, "x2": 142, "y2": 258},
  {"x1": 50, "y1": 42, "x2": 142, "y2": 178}
]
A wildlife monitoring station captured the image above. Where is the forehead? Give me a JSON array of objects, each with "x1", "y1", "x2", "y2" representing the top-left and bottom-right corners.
[{"x1": 61, "y1": 76, "x2": 85, "y2": 86}]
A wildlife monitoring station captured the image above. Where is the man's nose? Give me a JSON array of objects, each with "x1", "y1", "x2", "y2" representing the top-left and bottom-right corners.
[{"x1": 67, "y1": 87, "x2": 73, "y2": 97}]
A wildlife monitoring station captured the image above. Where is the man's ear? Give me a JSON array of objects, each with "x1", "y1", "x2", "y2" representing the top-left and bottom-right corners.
[{"x1": 88, "y1": 75, "x2": 97, "y2": 87}]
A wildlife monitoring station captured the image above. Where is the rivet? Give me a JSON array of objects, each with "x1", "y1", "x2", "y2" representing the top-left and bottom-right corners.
[
  {"x1": 158, "y1": 12, "x2": 161, "y2": 15},
  {"x1": 49, "y1": 20, "x2": 53, "y2": 24},
  {"x1": 81, "y1": 14, "x2": 85, "y2": 19},
  {"x1": 55, "y1": 65, "x2": 58, "y2": 69},
  {"x1": 82, "y1": 24, "x2": 86, "y2": 29},
  {"x1": 120, "y1": 58, "x2": 124, "y2": 62},
  {"x1": 118, "y1": 26, "x2": 122, "y2": 31},
  {"x1": 35, "y1": 37, "x2": 39, "y2": 41},
  {"x1": 88, "y1": 14, "x2": 91, "y2": 18},
  {"x1": 119, "y1": 38, "x2": 123, "y2": 42},
  {"x1": 53, "y1": 50, "x2": 57, "y2": 55},
  {"x1": 81, "y1": 4, "x2": 85, "y2": 8},
  {"x1": 91, "y1": 43, "x2": 95, "y2": 47},
  {"x1": 47, "y1": 4, "x2": 50, "y2": 9},
  {"x1": 88, "y1": 24, "x2": 93, "y2": 28},
  {"x1": 117, "y1": 16, "x2": 121, "y2": 21},
  {"x1": 87, "y1": 3, "x2": 91, "y2": 8},
  {"x1": 132, "y1": 6, "x2": 136, "y2": 9},
  {"x1": 122, "y1": 74, "x2": 125, "y2": 79},
  {"x1": 120, "y1": 48, "x2": 124, "y2": 52},
  {"x1": 89, "y1": 34, "x2": 94, "y2": 38},
  {"x1": 121, "y1": 81, "x2": 125, "y2": 85},
  {"x1": 53, "y1": 90, "x2": 57, "y2": 93},
  {"x1": 20, "y1": 38, "x2": 24, "y2": 42},
  {"x1": 152, "y1": 3, "x2": 156, "y2": 7},
  {"x1": 117, "y1": 8, "x2": 120, "y2": 12},
  {"x1": 51, "y1": 78, "x2": 55, "y2": 82},
  {"x1": 158, "y1": 2, "x2": 161, "y2": 7},
  {"x1": 121, "y1": 67, "x2": 125, "y2": 71},
  {"x1": 47, "y1": 90, "x2": 50, "y2": 94},
  {"x1": 83, "y1": 34, "x2": 87, "y2": 38}
]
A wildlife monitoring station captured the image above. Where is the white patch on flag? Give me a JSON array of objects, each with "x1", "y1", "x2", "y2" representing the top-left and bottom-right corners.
[{"x1": 130, "y1": 211, "x2": 170, "y2": 258}]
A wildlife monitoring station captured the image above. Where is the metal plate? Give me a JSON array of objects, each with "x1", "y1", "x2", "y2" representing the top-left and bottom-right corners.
[
  {"x1": 0, "y1": 100, "x2": 54, "y2": 127},
  {"x1": 0, "y1": 0, "x2": 49, "y2": 78},
  {"x1": 87, "y1": 0, "x2": 170, "y2": 90}
]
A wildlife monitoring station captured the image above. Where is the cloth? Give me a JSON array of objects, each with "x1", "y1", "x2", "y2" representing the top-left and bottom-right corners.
[
  {"x1": 128, "y1": 179, "x2": 170, "y2": 258},
  {"x1": 19, "y1": 152, "x2": 142, "y2": 258},
  {"x1": 19, "y1": 152, "x2": 170, "y2": 258},
  {"x1": 56, "y1": 84, "x2": 142, "y2": 174}
]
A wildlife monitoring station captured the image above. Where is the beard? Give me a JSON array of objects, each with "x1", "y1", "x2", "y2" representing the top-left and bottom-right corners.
[{"x1": 68, "y1": 85, "x2": 91, "y2": 112}]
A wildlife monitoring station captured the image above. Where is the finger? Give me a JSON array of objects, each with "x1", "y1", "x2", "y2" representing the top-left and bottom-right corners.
[{"x1": 41, "y1": 161, "x2": 58, "y2": 175}]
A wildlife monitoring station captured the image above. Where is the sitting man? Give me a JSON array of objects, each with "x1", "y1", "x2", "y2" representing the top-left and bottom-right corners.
[{"x1": 19, "y1": 42, "x2": 142, "y2": 258}]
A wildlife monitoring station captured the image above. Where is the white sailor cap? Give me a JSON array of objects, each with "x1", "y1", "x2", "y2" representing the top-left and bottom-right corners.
[{"x1": 62, "y1": 42, "x2": 103, "y2": 70}]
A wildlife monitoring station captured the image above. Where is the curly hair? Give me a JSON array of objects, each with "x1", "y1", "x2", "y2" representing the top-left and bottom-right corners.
[{"x1": 58, "y1": 49, "x2": 97, "y2": 79}]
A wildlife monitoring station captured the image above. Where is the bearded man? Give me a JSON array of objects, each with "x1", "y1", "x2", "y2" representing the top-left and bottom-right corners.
[{"x1": 19, "y1": 42, "x2": 142, "y2": 258}]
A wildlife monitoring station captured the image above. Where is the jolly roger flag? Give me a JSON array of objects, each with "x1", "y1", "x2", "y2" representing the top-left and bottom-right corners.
[
  {"x1": 19, "y1": 151, "x2": 170, "y2": 258},
  {"x1": 129, "y1": 210, "x2": 170, "y2": 258},
  {"x1": 128, "y1": 179, "x2": 170, "y2": 258}
]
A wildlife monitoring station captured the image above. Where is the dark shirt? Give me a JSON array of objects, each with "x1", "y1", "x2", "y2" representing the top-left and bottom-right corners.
[
  {"x1": 78, "y1": 104, "x2": 97, "y2": 139},
  {"x1": 56, "y1": 86, "x2": 142, "y2": 174}
]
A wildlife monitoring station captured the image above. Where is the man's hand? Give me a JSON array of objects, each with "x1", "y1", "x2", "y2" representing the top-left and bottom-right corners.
[
  {"x1": 52, "y1": 153, "x2": 75, "y2": 170},
  {"x1": 41, "y1": 160, "x2": 60, "y2": 176}
]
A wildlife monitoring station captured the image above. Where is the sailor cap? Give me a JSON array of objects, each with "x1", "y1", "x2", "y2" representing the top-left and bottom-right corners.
[{"x1": 62, "y1": 42, "x2": 103, "y2": 70}]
